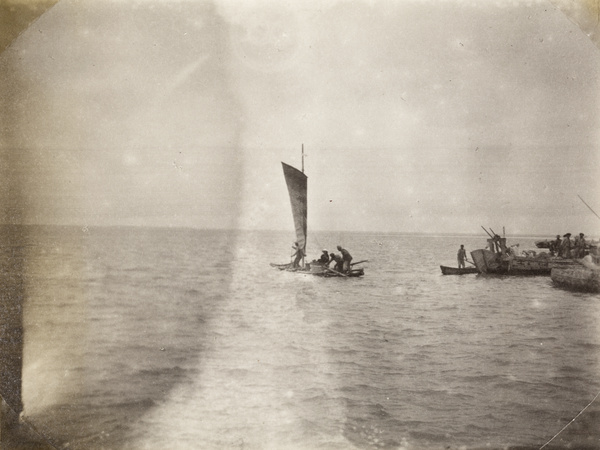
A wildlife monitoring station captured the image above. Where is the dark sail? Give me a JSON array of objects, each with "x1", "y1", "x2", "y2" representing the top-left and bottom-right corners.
[{"x1": 282, "y1": 162, "x2": 307, "y2": 252}]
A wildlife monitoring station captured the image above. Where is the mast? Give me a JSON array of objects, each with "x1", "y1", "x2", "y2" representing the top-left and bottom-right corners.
[{"x1": 301, "y1": 144, "x2": 305, "y2": 265}]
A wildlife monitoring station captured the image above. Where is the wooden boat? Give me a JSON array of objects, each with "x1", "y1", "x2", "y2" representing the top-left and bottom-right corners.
[
  {"x1": 270, "y1": 151, "x2": 365, "y2": 278},
  {"x1": 440, "y1": 265, "x2": 478, "y2": 275},
  {"x1": 550, "y1": 197, "x2": 600, "y2": 290},
  {"x1": 535, "y1": 240, "x2": 551, "y2": 249},
  {"x1": 470, "y1": 235, "x2": 579, "y2": 276},
  {"x1": 551, "y1": 265, "x2": 600, "y2": 292},
  {"x1": 551, "y1": 252, "x2": 600, "y2": 292}
]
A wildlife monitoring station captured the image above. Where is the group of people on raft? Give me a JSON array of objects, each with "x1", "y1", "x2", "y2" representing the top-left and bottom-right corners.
[
  {"x1": 547, "y1": 232, "x2": 589, "y2": 258},
  {"x1": 291, "y1": 242, "x2": 354, "y2": 273}
]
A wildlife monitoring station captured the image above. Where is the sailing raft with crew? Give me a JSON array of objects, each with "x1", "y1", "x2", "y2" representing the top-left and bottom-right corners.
[{"x1": 270, "y1": 150, "x2": 366, "y2": 278}]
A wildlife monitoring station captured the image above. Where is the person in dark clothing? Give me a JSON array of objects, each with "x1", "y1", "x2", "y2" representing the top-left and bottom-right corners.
[
  {"x1": 329, "y1": 253, "x2": 343, "y2": 272},
  {"x1": 576, "y1": 233, "x2": 587, "y2": 258},
  {"x1": 337, "y1": 245, "x2": 353, "y2": 273},
  {"x1": 550, "y1": 235, "x2": 561, "y2": 256},
  {"x1": 457, "y1": 245, "x2": 468, "y2": 268},
  {"x1": 318, "y1": 249, "x2": 330, "y2": 264},
  {"x1": 560, "y1": 233, "x2": 572, "y2": 258}
]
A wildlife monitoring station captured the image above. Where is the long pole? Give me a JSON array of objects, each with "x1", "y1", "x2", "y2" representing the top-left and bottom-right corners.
[
  {"x1": 302, "y1": 144, "x2": 305, "y2": 266},
  {"x1": 481, "y1": 226, "x2": 493, "y2": 238},
  {"x1": 578, "y1": 195, "x2": 600, "y2": 221}
]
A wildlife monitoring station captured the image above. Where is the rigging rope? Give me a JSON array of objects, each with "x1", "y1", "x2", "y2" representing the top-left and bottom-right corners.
[{"x1": 539, "y1": 388, "x2": 600, "y2": 449}]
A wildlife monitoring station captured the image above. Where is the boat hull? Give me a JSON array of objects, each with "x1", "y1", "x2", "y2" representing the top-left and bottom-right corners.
[
  {"x1": 440, "y1": 265, "x2": 478, "y2": 275},
  {"x1": 314, "y1": 267, "x2": 365, "y2": 277},
  {"x1": 535, "y1": 240, "x2": 551, "y2": 249},
  {"x1": 270, "y1": 262, "x2": 364, "y2": 277},
  {"x1": 551, "y1": 265, "x2": 600, "y2": 292},
  {"x1": 470, "y1": 249, "x2": 579, "y2": 276}
]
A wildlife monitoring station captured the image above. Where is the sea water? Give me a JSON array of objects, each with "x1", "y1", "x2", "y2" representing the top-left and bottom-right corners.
[{"x1": 9, "y1": 226, "x2": 600, "y2": 449}]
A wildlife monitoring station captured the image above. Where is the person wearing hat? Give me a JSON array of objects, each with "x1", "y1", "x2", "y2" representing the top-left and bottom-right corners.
[
  {"x1": 560, "y1": 233, "x2": 572, "y2": 258},
  {"x1": 318, "y1": 249, "x2": 330, "y2": 264},
  {"x1": 576, "y1": 233, "x2": 587, "y2": 258}
]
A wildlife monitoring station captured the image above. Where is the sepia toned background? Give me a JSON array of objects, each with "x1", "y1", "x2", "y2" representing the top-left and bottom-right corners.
[
  {"x1": 1, "y1": 0, "x2": 600, "y2": 448},
  {"x1": 1, "y1": 0, "x2": 600, "y2": 234}
]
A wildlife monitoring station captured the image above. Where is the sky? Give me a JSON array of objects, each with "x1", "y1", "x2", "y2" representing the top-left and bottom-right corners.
[{"x1": 1, "y1": 0, "x2": 599, "y2": 235}]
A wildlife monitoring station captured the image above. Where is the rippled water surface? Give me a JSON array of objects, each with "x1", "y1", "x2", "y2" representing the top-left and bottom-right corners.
[{"x1": 14, "y1": 227, "x2": 600, "y2": 449}]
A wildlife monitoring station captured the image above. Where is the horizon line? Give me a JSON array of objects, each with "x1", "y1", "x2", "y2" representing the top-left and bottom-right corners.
[{"x1": 0, "y1": 223, "x2": 590, "y2": 239}]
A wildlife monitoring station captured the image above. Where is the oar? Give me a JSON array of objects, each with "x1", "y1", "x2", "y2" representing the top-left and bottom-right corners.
[
  {"x1": 324, "y1": 266, "x2": 348, "y2": 277},
  {"x1": 350, "y1": 260, "x2": 368, "y2": 266},
  {"x1": 466, "y1": 260, "x2": 476, "y2": 266}
]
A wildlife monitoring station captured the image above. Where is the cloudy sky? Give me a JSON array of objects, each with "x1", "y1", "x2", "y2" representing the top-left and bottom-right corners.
[{"x1": 1, "y1": 0, "x2": 599, "y2": 235}]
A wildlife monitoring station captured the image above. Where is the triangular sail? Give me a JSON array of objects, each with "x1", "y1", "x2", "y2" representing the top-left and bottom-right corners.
[{"x1": 282, "y1": 162, "x2": 307, "y2": 252}]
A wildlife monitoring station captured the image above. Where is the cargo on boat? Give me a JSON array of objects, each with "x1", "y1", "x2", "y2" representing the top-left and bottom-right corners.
[{"x1": 470, "y1": 232, "x2": 580, "y2": 276}]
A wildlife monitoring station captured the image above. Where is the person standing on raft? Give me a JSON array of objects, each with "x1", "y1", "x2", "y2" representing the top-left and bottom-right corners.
[
  {"x1": 337, "y1": 245, "x2": 353, "y2": 273},
  {"x1": 328, "y1": 253, "x2": 343, "y2": 272},
  {"x1": 291, "y1": 242, "x2": 304, "y2": 268}
]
